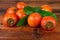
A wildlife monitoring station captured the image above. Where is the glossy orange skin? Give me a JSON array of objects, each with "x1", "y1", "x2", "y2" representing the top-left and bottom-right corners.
[
  {"x1": 16, "y1": 2, "x2": 26, "y2": 10},
  {"x1": 41, "y1": 16, "x2": 56, "y2": 30},
  {"x1": 28, "y1": 13, "x2": 41, "y2": 27},
  {"x1": 41, "y1": 5, "x2": 52, "y2": 12},
  {"x1": 2, "y1": 7, "x2": 18, "y2": 27},
  {"x1": 16, "y1": 9, "x2": 26, "y2": 19},
  {"x1": 5, "y1": 7, "x2": 15, "y2": 15}
]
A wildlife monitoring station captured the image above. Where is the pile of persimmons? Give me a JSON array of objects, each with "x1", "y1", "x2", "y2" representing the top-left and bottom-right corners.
[{"x1": 2, "y1": 2, "x2": 58, "y2": 31}]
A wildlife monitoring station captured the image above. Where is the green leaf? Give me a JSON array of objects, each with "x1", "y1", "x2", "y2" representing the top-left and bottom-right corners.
[
  {"x1": 16, "y1": 16, "x2": 28, "y2": 26},
  {"x1": 33, "y1": 7, "x2": 58, "y2": 22},
  {"x1": 34, "y1": 7, "x2": 42, "y2": 13},
  {"x1": 23, "y1": 6, "x2": 58, "y2": 22},
  {"x1": 23, "y1": 6, "x2": 35, "y2": 15},
  {"x1": 39, "y1": 10, "x2": 58, "y2": 22}
]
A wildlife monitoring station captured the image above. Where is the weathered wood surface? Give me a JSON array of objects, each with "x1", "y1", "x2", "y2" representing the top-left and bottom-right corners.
[
  {"x1": 0, "y1": 0, "x2": 60, "y2": 9},
  {"x1": 0, "y1": 0, "x2": 60, "y2": 40},
  {"x1": 0, "y1": 12, "x2": 60, "y2": 40}
]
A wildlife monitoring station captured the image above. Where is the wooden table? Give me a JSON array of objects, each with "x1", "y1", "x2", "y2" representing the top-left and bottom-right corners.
[
  {"x1": 0, "y1": 0, "x2": 60, "y2": 40},
  {"x1": 0, "y1": 12, "x2": 59, "y2": 40}
]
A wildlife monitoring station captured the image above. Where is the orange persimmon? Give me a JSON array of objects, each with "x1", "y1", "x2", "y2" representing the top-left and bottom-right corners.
[
  {"x1": 16, "y1": 9, "x2": 26, "y2": 19},
  {"x1": 2, "y1": 7, "x2": 18, "y2": 27},
  {"x1": 41, "y1": 5, "x2": 52, "y2": 12},
  {"x1": 28, "y1": 12, "x2": 41, "y2": 27},
  {"x1": 41, "y1": 16, "x2": 56, "y2": 31},
  {"x1": 16, "y1": 2, "x2": 26, "y2": 10}
]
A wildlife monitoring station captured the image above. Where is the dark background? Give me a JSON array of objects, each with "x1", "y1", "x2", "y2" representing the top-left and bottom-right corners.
[{"x1": 0, "y1": 0, "x2": 60, "y2": 15}]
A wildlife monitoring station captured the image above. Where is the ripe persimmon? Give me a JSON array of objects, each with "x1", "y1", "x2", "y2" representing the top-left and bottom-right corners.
[
  {"x1": 2, "y1": 7, "x2": 18, "y2": 27},
  {"x1": 16, "y1": 2, "x2": 26, "y2": 10},
  {"x1": 16, "y1": 9, "x2": 26, "y2": 19},
  {"x1": 41, "y1": 16, "x2": 56, "y2": 30},
  {"x1": 41, "y1": 5, "x2": 52, "y2": 12},
  {"x1": 28, "y1": 12, "x2": 41, "y2": 27}
]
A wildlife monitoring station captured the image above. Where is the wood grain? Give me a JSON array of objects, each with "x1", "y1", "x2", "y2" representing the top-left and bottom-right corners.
[
  {"x1": 0, "y1": 0, "x2": 60, "y2": 40},
  {"x1": 0, "y1": 0, "x2": 60, "y2": 9},
  {"x1": 0, "y1": 12, "x2": 60, "y2": 40}
]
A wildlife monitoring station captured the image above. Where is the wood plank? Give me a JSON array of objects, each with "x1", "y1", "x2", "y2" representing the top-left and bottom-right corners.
[
  {"x1": 0, "y1": 0, "x2": 60, "y2": 9},
  {"x1": 0, "y1": 8, "x2": 60, "y2": 15},
  {"x1": 0, "y1": 29, "x2": 60, "y2": 40},
  {"x1": 16, "y1": 0, "x2": 60, "y2": 2},
  {"x1": 0, "y1": 13, "x2": 60, "y2": 32},
  {"x1": 0, "y1": 13, "x2": 60, "y2": 40},
  {"x1": 0, "y1": 0, "x2": 60, "y2": 40}
]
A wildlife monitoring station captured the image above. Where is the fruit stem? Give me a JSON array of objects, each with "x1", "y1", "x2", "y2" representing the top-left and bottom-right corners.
[
  {"x1": 45, "y1": 22, "x2": 54, "y2": 29},
  {"x1": 7, "y1": 18, "x2": 14, "y2": 26}
]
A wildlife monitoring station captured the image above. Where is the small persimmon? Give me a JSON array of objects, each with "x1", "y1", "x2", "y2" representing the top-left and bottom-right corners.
[
  {"x1": 41, "y1": 5, "x2": 52, "y2": 12},
  {"x1": 27, "y1": 12, "x2": 41, "y2": 27},
  {"x1": 2, "y1": 7, "x2": 18, "y2": 27}
]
